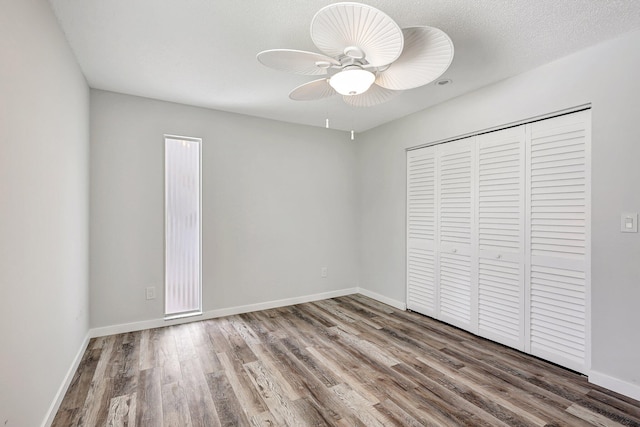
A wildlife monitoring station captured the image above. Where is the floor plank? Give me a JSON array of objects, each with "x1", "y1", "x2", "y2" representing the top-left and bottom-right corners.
[
  {"x1": 162, "y1": 381, "x2": 192, "y2": 427},
  {"x1": 53, "y1": 295, "x2": 640, "y2": 426},
  {"x1": 135, "y1": 367, "x2": 162, "y2": 426}
]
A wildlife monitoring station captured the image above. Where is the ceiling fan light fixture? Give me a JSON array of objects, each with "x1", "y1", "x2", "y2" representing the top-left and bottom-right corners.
[
  {"x1": 257, "y1": 3, "x2": 454, "y2": 107},
  {"x1": 329, "y1": 67, "x2": 375, "y2": 96}
]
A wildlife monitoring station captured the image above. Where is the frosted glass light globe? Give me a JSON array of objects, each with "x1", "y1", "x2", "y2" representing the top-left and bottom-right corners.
[{"x1": 329, "y1": 67, "x2": 375, "y2": 96}]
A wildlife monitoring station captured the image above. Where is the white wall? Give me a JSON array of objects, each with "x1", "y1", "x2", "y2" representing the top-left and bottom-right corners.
[
  {"x1": 90, "y1": 90, "x2": 359, "y2": 328},
  {"x1": 359, "y1": 29, "x2": 640, "y2": 398},
  {"x1": 0, "y1": 0, "x2": 90, "y2": 426}
]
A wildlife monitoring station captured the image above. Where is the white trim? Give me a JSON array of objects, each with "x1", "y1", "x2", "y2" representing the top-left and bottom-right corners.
[
  {"x1": 90, "y1": 287, "x2": 360, "y2": 338},
  {"x1": 523, "y1": 123, "x2": 532, "y2": 354},
  {"x1": 405, "y1": 149, "x2": 410, "y2": 315},
  {"x1": 357, "y1": 287, "x2": 406, "y2": 310},
  {"x1": 469, "y1": 136, "x2": 478, "y2": 334},
  {"x1": 164, "y1": 310, "x2": 203, "y2": 321},
  {"x1": 589, "y1": 370, "x2": 640, "y2": 401},
  {"x1": 41, "y1": 333, "x2": 91, "y2": 427},
  {"x1": 163, "y1": 133, "x2": 202, "y2": 142},
  {"x1": 584, "y1": 109, "x2": 592, "y2": 373}
]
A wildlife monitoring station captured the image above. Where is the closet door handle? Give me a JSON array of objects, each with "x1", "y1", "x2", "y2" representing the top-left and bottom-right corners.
[
  {"x1": 496, "y1": 254, "x2": 502, "y2": 260},
  {"x1": 452, "y1": 248, "x2": 458, "y2": 254}
]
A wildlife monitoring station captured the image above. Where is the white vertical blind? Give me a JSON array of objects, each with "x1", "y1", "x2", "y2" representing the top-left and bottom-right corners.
[{"x1": 165, "y1": 135, "x2": 202, "y2": 317}]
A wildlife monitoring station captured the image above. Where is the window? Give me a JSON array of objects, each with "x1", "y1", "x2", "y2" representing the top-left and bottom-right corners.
[{"x1": 164, "y1": 135, "x2": 202, "y2": 318}]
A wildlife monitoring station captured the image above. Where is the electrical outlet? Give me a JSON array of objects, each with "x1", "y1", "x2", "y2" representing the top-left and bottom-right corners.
[
  {"x1": 321, "y1": 267, "x2": 328, "y2": 278},
  {"x1": 145, "y1": 286, "x2": 156, "y2": 300}
]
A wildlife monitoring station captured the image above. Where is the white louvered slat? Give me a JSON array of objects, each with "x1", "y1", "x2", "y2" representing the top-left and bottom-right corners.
[
  {"x1": 438, "y1": 140, "x2": 473, "y2": 248},
  {"x1": 478, "y1": 128, "x2": 525, "y2": 253},
  {"x1": 476, "y1": 127, "x2": 525, "y2": 349},
  {"x1": 530, "y1": 116, "x2": 587, "y2": 260},
  {"x1": 530, "y1": 264, "x2": 586, "y2": 370},
  {"x1": 408, "y1": 150, "x2": 435, "y2": 241},
  {"x1": 478, "y1": 258, "x2": 522, "y2": 347},
  {"x1": 439, "y1": 252, "x2": 471, "y2": 327},
  {"x1": 437, "y1": 137, "x2": 475, "y2": 330},
  {"x1": 526, "y1": 110, "x2": 590, "y2": 373},
  {"x1": 407, "y1": 147, "x2": 437, "y2": 315},
  {"x1": 407, "y1": 247, "x2": 435, "y2": 312}
]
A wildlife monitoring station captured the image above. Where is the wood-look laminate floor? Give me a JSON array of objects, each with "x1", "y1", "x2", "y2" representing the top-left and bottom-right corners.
[{"x1": 53, "y1": 295, "x2": 640, "y2": 426}]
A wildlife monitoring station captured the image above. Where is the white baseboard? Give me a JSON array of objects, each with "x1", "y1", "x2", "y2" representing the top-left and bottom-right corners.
[
  {"x1": 589, "y1": 370, "x2": 640, "y2": 401},
  {"x1": 90, "y1": 287, "x2": 360, "y2": 338},
  {"x1": 41, "y1": 333, "x2": 91, "y2": 427},
  {"x1": 357, "y1": 287, "x2": 406, "y2": 310}
]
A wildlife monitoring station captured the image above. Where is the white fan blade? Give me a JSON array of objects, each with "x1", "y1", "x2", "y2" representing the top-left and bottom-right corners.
[
  {"x1": 342, "y1": 84, "x2": 399, "y2": 107},
  {"x1": 311, "y1": 2, "x2": 403, "y2": 67},
  {"x1": 257, "y1": 49, "x2": 340, "y2": 75},
  {"x1": 289, "y1": 78, "x2": 337, "y2": 101},
  {"x1": 376, "y1": 26, "x2": 454, "y2": 91}
]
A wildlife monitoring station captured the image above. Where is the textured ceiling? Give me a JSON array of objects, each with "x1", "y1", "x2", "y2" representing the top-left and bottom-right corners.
[{"x1": 48, "y1": 0, "x2": 640, "y2": 132}]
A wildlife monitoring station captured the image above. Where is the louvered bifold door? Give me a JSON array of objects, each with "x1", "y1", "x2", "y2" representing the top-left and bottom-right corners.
[
  {"x1": 476, "y1": 127, "x2": 526, "y2": 350},
  {"x1": 406, "y1": 147, "x2": 438, "y2": 316},
  {"x1": 526, "y1": 110, "x2": 591, "y2": 373},
  {"x1": 437, "y1": 137, "x2": 477, "y2": 331}
]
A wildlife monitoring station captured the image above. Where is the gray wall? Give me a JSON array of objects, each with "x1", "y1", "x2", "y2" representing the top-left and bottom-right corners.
[
  {"x1": 358, "y1": 29, "x2": 640, "y2": 394},
  {"x1": 0, "y1": 1, "x2": 90, "y2": 426},
  {"x1": 90, "y1": 90, "x2": 359, "y2": 328}
]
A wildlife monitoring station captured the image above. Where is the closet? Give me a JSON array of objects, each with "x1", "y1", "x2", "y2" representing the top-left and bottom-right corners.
[{"x1": 406, "y1": 109, "x2": 590, "y2": 373}]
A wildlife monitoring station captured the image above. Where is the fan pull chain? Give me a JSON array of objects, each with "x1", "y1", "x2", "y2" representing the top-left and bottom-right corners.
[
  {"x1": 324, "y1": 96, "x2": 330, "y2": 129},
  {"x1": 350, "y1": 108, "x2": 355, "y2": 141}
]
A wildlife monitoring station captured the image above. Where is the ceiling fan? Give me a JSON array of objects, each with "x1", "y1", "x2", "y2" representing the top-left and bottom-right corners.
[{"x1": 257, "y1": 2, "x2": 454, "y2": 107}]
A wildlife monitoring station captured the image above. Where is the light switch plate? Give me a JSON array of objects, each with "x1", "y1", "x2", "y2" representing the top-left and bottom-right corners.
[{"x1": 621, "y1": 212, "x2": 638, "y2": 233}]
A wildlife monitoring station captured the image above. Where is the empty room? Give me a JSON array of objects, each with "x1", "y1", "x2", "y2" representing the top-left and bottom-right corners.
[{"x1": 2, "y1": 0, "x2": 640, "y2": 426}]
